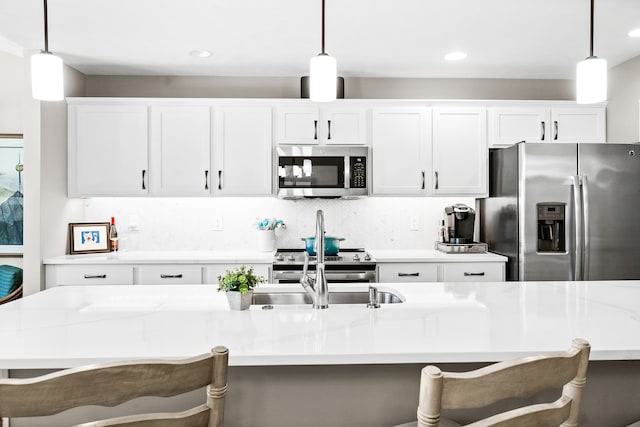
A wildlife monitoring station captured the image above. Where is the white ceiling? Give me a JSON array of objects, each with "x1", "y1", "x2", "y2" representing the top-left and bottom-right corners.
[{"x1": 0, "y1": 0, "x2": 639, "y2": 79}]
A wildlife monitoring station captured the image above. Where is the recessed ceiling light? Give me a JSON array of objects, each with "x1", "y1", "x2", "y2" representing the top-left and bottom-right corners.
[
  {"x1": 629, "y1": 28, "x2": 640, "y2": 37},
  {"x1": 189, "y1": 49, "x2": 212, "y2": 58},
  {"x1": 445, "y1": 51, "x2": 467, "y2": 61}
]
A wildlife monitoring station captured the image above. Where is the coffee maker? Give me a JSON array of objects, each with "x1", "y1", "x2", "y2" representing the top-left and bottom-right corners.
[{"x1": 443, "y1": 204, "x2": 476, "y2": 244}]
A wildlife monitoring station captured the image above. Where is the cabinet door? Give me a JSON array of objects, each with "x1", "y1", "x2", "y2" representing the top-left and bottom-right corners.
[
  {"x1": 47, "y1": 265, "x2": 134, "y2": 286},
  {"x1": 489, "y1": 107, "x2": 549, "y2": 147},
  {"x1": 275, "y1": 106, "x2": 320, "y2": 144},
  {"x1": 432, "y1": 107, "x2": 487, "y2": 196},
  {"x1": 213, "y1": 106, "x2": 273, "y2": 195},
  {"x1": 149, "y1": 105, "x2": 211, "y2": 196},
  {"x1": 371, "y1": 107, "x2": 431, "y2": 195},
  {"x1": 377, "y1": 263, "x2": 438, "y2": 282},
  {"x1": 550, "y1": 107, "x2": 606, "y2": 143},
  {"x1": 69, "y1": 104, "x2": 149, "y2": 196},
  {"x1": 135, "y1": 265, "x2": 203, "y2": 284},
  {"x1": 322, "y1": 108, "x2": 367, "y2": 145}
]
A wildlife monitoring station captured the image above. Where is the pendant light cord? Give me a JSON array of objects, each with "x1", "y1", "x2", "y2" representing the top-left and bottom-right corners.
[
  {"x1": 43, "y1": 0, "x2": 49, "y2": 53},
  {"x1": 320, "y1": 0, "x2": 324, "y2": 54},
  {"x1": 589, "y1": 0, "x2": 594, "y2": 58}
]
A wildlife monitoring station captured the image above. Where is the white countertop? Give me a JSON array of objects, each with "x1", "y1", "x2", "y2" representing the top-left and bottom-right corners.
[
  {"x1": 43, "y1": 250, "x2": 275, "y2": 265},
  {"x1": 43, "y1": 249, "x2": 507, "y2": 264},
  {"x1": 369, "y1": 249, "x2": 507, "y2": 262},
  {"x1": 0, "y1": 280, "x2": 637, "y2": 369}
]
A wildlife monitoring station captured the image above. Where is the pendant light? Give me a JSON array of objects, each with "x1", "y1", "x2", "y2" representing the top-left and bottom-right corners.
[
  {"x1": 576, "y1": 0, "x2": 606, "y2": 104},
  {"x1": 31, "y1": 0, "x2": 64, "y2": 101},
  {"x1": 309, "y1": 0, "x2": 337, "y2": 102}
]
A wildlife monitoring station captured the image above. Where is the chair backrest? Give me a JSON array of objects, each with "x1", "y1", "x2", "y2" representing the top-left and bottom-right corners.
[
  {"x1": 416, "y1": 338, "x2": 590, "y2": 427},
  {"x1": 0, "y1": 265, "x2": 22, "y2": 304},
  {"x1": 0, "y1": 346, "x2": 229, "y2": 427}
]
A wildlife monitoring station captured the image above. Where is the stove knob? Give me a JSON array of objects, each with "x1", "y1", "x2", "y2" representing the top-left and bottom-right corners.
[
  {"x1": 288, "y1": 254, "x2": 295, "y2": 261},
  {"x1": 353, "y1": 253, "x2": 360, "y2": 261},
  {"x1": 276, "y1": 253, "x2": 284, "y2": 262},
  {"x1": 364, "y1": 253, "x2": 372, "y2": 261}
]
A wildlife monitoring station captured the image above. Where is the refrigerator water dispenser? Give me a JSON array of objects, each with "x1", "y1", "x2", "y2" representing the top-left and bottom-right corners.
[{"x1": 537, "y1": 203, "x2": 565, "y2": 253}]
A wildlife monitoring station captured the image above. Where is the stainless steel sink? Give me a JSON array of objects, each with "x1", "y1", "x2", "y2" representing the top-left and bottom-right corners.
[{"x1": 252, "y1": 290, "x2": 404, "y2": 305}]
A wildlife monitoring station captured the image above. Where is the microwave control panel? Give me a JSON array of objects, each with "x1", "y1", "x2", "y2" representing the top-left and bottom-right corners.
[{"x1": 350, "y1": 156, "x2": 367, "y2": 188}]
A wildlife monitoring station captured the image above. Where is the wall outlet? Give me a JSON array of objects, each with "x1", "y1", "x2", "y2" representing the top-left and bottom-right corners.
[
  {"x1": 409, "y1": 215, "x2": 419, "y2": 231},
  {"x1": 127, "y1": 215, "x2": 139, "y2": 231},
  {"x1": 212, "y1": 216, "x2": 224, "y2": 231}
]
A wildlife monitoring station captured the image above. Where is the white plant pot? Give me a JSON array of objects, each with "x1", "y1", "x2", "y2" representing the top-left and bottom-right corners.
[
  {"x1": 226, "y1": 290, "x2": 253, "y2": 311},
  {"x1": 257, "y1": 229, "x2": 276, "y2": 252}
]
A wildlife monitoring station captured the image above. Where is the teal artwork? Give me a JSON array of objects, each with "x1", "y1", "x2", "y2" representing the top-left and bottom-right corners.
[{"x1": 0, "y1": 136, "x2": 23, "y2": 254}]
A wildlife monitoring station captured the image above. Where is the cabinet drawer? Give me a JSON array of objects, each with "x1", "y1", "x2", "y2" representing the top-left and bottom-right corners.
[
  {"x1": 54, "y1": 265, "x2": 134, "y2": 285},
  {"x1": 135, "y1": 265, "x2": 203, "y2": 285},
  {"x1": 202, "y1": 264, "x2": 271, "y2": 285},
  {"x1": 441, "y1": 263, "x2": 504, "y2": 282},
  {"x1": 377, "y1": 263, "x2": 438, "y2": 282}
]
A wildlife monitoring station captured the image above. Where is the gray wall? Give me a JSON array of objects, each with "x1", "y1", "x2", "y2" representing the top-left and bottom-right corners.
[
  {"x1": 85, "y1": 75, "x2": 575, "y2": 100},
  {"x1": 607, "y1": 55, "x2": 640, "y2": 142}
]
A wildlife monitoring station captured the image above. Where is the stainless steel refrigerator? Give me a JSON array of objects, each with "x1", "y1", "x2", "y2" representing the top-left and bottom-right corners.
[{"x1": 479, "y1": 142, "x2": 640, "y2": 281}]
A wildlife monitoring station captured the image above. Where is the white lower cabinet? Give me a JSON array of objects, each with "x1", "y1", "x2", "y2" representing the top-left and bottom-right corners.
[
  {"x1": 440, "y1": 263, "x2": 504, "y2": 282},
  {"x1": 377, "y1": 261, "x2": 505, "y2": 283},
  {"x1": 377, "y1": 263, "x2": 438, "y2": 282},
  {"x1": 135, "y1": 265, "x2": 203, "y2": 285},
  {"x1": 202, "y1": 264, "x2": 271, "y2": 285},
  {"x1": 46, "y1": 265, "x2": 134, "y2": 286}
]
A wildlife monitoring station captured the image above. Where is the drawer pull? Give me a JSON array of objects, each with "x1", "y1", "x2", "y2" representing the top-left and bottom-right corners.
[
  {"x1": 83, "y1": 274, "x2": 107, "y2": 279},
  {"x1": 398, "y1": 272, "x2": 420, "y2": 277},
  {"x1": 160, "y1": 274, "x2": 183, "y2": 279},
  {"x1": 463, "y1": 272, "x2": 485, "y2": 276}
]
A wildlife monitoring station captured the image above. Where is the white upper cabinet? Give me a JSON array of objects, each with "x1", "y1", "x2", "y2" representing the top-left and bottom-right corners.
[
  {"x1": 550, "y1": 107, "x2": 606, "y2": 143},
  {"x1": 275, "y1": 105, "x2": 367, "y2": 145},
  {"x1": 489, "y1": 104, "x2": 606, "y2": 147},
  {"x1": 68, "y1": 102, "x2": 149, "y2": 196},
  {"x1": 490, "y1": 107, "x2": 548, "y2": 146},
  {"x1": 213, "y1": 105, "x2": 272, "y2": 196},
  {"x1": 371, "y1": 107, "x2": 432, "y2": 195},
  {"x1": 432, "y1": 107, "x2": 488, "y2": 196},
  {"x1": 149, "y1": 105, "x2": 211, "y2": 196}
]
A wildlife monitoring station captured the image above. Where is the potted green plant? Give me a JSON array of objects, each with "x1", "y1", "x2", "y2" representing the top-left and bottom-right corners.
[{"x1": 217, "y1": 265, "x2": 266, "y2": 311}]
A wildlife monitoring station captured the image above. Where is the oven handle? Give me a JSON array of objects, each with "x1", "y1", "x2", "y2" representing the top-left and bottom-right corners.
[{"x1": 273, "y1": 270, "x2": 377, "y2": 282}]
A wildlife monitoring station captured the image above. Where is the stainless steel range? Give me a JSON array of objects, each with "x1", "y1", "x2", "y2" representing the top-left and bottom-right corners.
[{"x1": 272, "y1": 248, "x2": 377, "y2": 284}]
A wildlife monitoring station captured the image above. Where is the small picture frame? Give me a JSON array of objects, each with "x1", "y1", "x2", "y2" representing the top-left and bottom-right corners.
[{"x1": 69, "y1": 222, "x2": 111, "y2": 255}]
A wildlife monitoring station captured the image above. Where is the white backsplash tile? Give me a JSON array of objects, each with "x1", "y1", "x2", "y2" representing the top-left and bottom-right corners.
[{"x1": 83, "y1": 197, "x2": 476, "y2": 252}]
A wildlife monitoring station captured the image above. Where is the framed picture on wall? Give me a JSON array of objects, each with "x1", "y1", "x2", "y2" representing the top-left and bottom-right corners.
[
  {"x1": 0, "y1": 134, "x2": 24, "y2": 256},
  {"x1": 69, "y1": 222, "x2": 111, "y2": 255}
]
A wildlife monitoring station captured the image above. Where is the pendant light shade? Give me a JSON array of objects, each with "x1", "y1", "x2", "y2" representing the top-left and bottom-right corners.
[
  {"x1": 310, "y1": 54, "x2": 337, "y2": 102},
  {"x1": 309, "y1": 0, "x2": 337, "y2": 102},
  {"x1": 576, "y1": 0, "x2": 606, "y2": 104},
  {"x1": 31, "y1": 52, "x2": 64, "y2": 101},
  {"x1": 576, "y1": 56, "x2": 607, "y2": 104},
  {"x1": 31, "y1": 0, "x2": 64, "y2": 101}
]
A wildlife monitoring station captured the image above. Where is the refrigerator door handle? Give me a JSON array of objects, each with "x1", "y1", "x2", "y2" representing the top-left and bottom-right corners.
[
  {"x1": 572, "y1": 175, "x2": 584, "y2": 281},
  {"x1": 582, "y1": 175, "x2": 590, "y2": 280}
]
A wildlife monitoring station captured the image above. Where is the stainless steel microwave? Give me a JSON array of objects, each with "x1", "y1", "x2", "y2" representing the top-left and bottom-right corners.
[{"x1": 276, "y1": 146, "x2": 369, "y2": 199}]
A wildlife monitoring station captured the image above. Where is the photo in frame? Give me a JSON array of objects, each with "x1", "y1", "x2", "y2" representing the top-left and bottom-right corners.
[
  {"x1": 69, "y1": 222, "x2": 111, "y2": 255},
  {"x1": 0, "y1": 134, "x2": 24, "y2": 255}
]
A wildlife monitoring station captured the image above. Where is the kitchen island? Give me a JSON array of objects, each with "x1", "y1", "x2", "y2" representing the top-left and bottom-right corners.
[{"x1": 1, "y1": 281, "x2": 639, "y2": 426}]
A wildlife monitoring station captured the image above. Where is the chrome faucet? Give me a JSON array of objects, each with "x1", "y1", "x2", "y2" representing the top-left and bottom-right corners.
[{"x1": 300, "y1": 209, "x2": 329, "y2": 309}]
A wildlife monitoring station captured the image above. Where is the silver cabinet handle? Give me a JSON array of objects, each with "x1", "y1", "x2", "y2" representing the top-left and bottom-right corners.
[
  {"x1": 160, "y1": 274, "x2": 183, "y2": 279},
  {"x1": 541, "y1": 121, "x2": 546, "y2": 141},
  {"x1": 327, "y1": 120, "x2": 332, "y2": 140},
  {"x1": 463, "y1": 272, "x2": 485, "y2": 276},
  {"x1": 141, "y1": 170, "x2": 146, "y2": 190},
  {"x1": 218, "y1": 170, "x2": 222, "y2": 190},
  {"x1": 205, "y1": 170, "x2": 209, "y2": 190},
  {"x1": 434, "y1": 170, "x2": 439, "y2": 190},
  {"x1": 314, "y1": 120, "x2": 318, "y2": 140},
  {"x1": 398, "y1": 272, "x2": 420, "y2": 277},
  {"x1": 554, "y1": 120, "x2": 559, "y2": 140},
  {"x1": 84, "y1": 274, "x2": 106, "y2": 279},
  {"x1": 421, "y1": 171, "x2": 426, "y2": 190}
]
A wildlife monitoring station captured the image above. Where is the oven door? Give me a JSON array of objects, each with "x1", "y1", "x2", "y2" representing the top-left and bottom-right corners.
[{"x1": 273, "y1": 269, "x2": 377, "y2": 284}]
